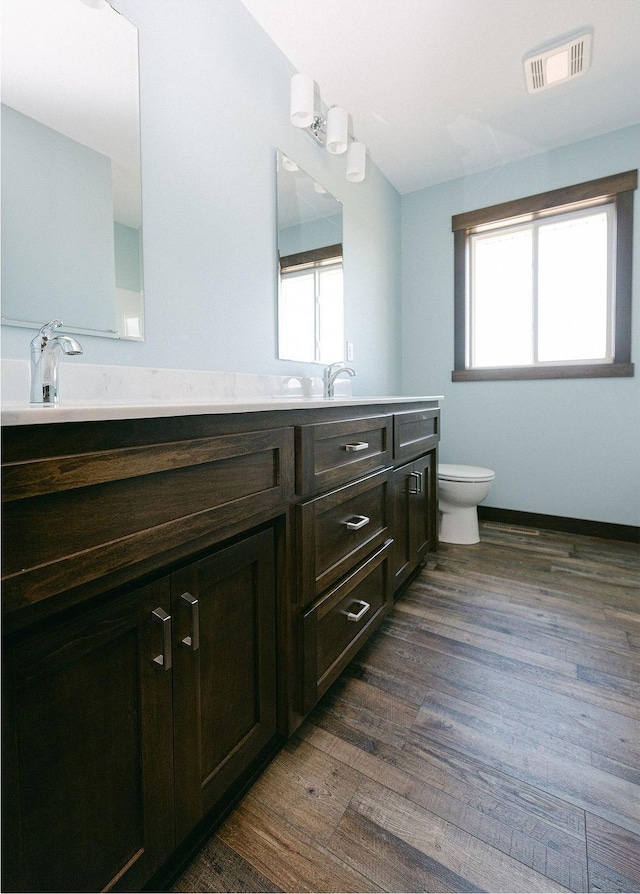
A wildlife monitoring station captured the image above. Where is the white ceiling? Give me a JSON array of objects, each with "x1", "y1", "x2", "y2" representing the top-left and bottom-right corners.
[{"x1": 241, "y1": 0, "x2": 640, "y2": 194}]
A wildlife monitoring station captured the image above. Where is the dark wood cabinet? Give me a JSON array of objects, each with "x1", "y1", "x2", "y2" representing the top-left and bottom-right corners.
[
  {"x1": 392, "y1": 450, "x2": 438, "y2": 592},
  {"x1": 2, "y1": 578, "x2": 175, "y2": 893},
  {"x1": 300, "y1": 538, "x2": 393, "y2": 712},
  {"x1": 2, "y1": 528, "x2": 278, "y2": 893},
  {"x1": 171, "y1": 530, "x2": 277, "y2": 844},
  {"x1": 1, "y1": 398, "x2": 440, "y2": 891},
  {"x1": 297, "y1": 468, "x2": 393, "y2": 605}
]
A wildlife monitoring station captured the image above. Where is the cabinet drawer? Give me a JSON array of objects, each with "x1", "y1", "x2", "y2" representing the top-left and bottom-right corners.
[
  {"x1": 301, "y1": 539, "x2": 393, "y2": 712},
  {"x1": 297, "y1": 468, "x2": 392, "y2": 605},
  {"x1": 393, "y1": 408, "x2": 440, "y2": 463},
  {"x1": 2, "y1": 428, "x2": 293, "y2": 623},
  {"x1": 296, "y1": 414, "x2": 392, "y2": 496}
]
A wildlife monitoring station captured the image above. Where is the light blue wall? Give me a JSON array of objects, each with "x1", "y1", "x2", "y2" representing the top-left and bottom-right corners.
[
  {"x1": 278, "y1": 213, "x2": 343, "y2": 256},
  {"x1": 1, "y1": 0, "x2": 401, "y2": 397},
  {"x1": 114, "y1": 222, "x2": 142, "y2": 292},
  {"x1": 1, "y1": 104, "x2": 117, "y2": 333},
  {"x1": 401, "y1": 126, "x2": 640, "y2": 526}
]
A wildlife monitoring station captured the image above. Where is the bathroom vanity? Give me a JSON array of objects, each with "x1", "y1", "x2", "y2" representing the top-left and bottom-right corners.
[{"x1": 1, "y1": 394, "x2": 440, "y2": 892}]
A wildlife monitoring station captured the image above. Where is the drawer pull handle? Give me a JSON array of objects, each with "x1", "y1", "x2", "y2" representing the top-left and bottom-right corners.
[
  {"x1": 180, "y1": 592, "x2": 200, "y2": 651},
  {"x1": 345, "y1": 514, "x2": 370, "y2": 531},
  {"x1": 345, "y1": 600, "x2": 371, "y2": 622},
  {"x1": 152, "y1": 607, "x2": 172, "y2": 671},
  {"x1": 343, "y1": 441, "x2": 369, "y2": 452},
  {"x1": 409, "y1": 470, "x2": 423, "y2": 494}
]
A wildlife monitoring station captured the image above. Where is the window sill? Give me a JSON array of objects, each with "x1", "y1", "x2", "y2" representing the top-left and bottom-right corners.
[{"x1": 451, "y1": 363, "x2": 634, "y2": 382}]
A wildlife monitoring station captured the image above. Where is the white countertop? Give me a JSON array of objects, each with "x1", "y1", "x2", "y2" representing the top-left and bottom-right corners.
[
  {"x1": 1, "y1": 360, "x2": 441, "y2": 426},
  {"x1": 1, "y1": 395, "x2": 442, "y2": 426}
]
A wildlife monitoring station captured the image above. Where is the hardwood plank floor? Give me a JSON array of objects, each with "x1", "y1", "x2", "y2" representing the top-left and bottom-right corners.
[{"x1": 173, "y1": 525, "x2": 640, "y2": 893}]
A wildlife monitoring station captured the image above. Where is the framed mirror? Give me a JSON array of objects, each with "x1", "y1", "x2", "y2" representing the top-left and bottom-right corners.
[
  {"x1": 276, "y1": 151, "x2": 344, "y2": 363},
  {"x1": 1, "y1": 0, "x2": 144, "y2": 340}
]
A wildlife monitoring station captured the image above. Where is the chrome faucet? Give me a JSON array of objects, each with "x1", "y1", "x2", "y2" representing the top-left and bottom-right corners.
[
  {"x1": 30, "y1": 320, "x2": 83, "y2": 405},
  {"x1": 323, "y1": 361, "x2": 356, "y2": 399}
]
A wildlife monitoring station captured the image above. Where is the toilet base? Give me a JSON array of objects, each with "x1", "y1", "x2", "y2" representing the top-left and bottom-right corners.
[{"x1": 439, "y1": 506, "x2": 480, "y2": 544}]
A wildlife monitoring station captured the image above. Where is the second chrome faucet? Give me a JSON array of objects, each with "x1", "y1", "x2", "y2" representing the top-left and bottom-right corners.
[{"x1": 323, "y1": 361, "x2": 356, "y2": 399}]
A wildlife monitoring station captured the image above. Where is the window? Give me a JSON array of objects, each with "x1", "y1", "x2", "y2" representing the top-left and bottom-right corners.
[
  {"x1": 452, "y1": 170, "x2": 636, "y2": 381},
  {"x1": 278, "y1": 244, "x2": 344, "y2": 363}
]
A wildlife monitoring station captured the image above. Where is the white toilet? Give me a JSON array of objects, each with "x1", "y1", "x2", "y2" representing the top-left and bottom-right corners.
[{"x1": 438, "y1": 464, "x2": 496, "y2": 544}]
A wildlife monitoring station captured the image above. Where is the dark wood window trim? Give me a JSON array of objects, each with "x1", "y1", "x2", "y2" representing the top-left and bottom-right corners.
[
  {"x1": 452, "y1": 170, "x2": 637, "y2": 382},
  {"x1": 279, "y1": 243, "x2": 342, "y2": 272}
]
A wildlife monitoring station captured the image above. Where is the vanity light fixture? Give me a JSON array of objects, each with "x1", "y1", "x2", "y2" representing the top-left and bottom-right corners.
[
  {"x1": 289, "y1": 72, "x2": 367, "y2": 182},
  {"x1": 346, "y1": 141, "x2": 366, "y2": 182}
]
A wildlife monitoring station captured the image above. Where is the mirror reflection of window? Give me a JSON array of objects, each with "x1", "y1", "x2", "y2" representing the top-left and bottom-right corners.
[
  {"x1": 276, "y1": 151, "x2": 344, "y2": 362},
  {"x1": 279, "y1": 248, "x2": 344, "y2": 363}
]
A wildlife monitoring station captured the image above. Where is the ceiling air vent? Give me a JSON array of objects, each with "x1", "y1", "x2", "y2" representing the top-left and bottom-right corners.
[{"x1": 524, "y1": 31, "x2": 592, "y2": 94}]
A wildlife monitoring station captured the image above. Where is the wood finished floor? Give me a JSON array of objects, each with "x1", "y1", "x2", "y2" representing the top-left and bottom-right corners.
[{"x1": 173, "y1": 525, "x2": 640, "y2": 893}]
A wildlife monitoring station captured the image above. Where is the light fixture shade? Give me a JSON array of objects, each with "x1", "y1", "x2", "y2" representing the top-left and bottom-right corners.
[
  {"x1": 325, "y1": 106, "x2": 348, "y2": 154},
  {"x1": 346, "y1": 141, "x2": 366, "y2": 182},
  {"x1": 290, "y1": 73, "x2": 315, "y2": 128}
]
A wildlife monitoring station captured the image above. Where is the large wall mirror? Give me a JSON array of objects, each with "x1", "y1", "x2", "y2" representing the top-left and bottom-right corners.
[
  {"x1": 276, "y1": 150, "x2": 344, "y2": 363},
  {"x1": 1, "y1": 0, "x2": 144, "y2": 340}
]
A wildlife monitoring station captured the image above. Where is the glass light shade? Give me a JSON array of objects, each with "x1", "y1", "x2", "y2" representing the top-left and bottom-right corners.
[
  {"x1": 290, "y1": 73, "x2": 315, "y2": 128},
  {"x1": 346, "y1": 141, "x2": 366, "y2": 182},
  {"x1": 325, "y1": 106, "x2": 348, "y2": 154}
]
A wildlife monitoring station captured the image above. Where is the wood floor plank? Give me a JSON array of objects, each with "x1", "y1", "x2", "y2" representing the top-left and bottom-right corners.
[
  {"x1": 329, "y1": 806, "x2": 483, "y2": 893},
  {"x1": 172, "y1": 835, "x2": 282, "y2": 893},
  {"x1": 375, "y1": 626, "x2": 640, "y2": 770},
  {"x1": 432, "y1": 542, "x2": 639, "y2": 612},
  {"x1": 413, "y1": 691, "x2": 640, "y2": 835},
  {"x1": 245, "y1": 735, "x2": 361, "y2": 847},
  {"x1": 310, "y1": 691, "x2": 588, "y2": 839},
  {"x1": 216, "y1": 794, "x2": 383, "y2": 893},
  {"x1": 406, "y1": 574, "x2": 637, "y2": 657},
  {"x1": 404, "y1": 577, "x2": 639, "y2": 681},
  {"x1": 350, "y1": 777, "x2": 572, "y2": 893},
  {"x1": 300, "y1": 719, "x2": 589, "y2": 891},
  {"x1": 389, "y1": 607, "x2": 640, "y2": 719},
  {"x1": 586, "y1": 812, "x2": 640, "y2": 893},
  {"x1": 394, "y1": 599, "x2": 581, "y2": 678}
]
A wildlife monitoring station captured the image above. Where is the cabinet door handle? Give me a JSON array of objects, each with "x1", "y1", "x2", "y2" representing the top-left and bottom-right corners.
[
  {"x1": 345, "y1": 600, "x2": 371, "y2": 622},
  {"x1": 345, "y1": 514, "x2": 370, "y2": 531},
  {"x1": 343, "y1": 441, "x2": 369, "y2": 452},
  {"x1": 409, "y1": 470, "x2": 424, "y2": 494},
  {"x1": 180, "y1": 592, "x2": 200, "y2": 651},
  {"x1": 152, "y1": 607, "x2": 172, "y2": 670}
]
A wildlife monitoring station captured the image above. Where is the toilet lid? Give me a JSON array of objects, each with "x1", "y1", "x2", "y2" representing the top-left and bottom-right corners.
[{"x1": 438, "y1": 463, "x2": 495, "y2": 482}]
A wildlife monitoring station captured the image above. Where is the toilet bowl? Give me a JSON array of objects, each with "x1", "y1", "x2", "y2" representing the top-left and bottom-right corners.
[{"x1": 438, "y1": 464, "x2": 495, "y2": 544}]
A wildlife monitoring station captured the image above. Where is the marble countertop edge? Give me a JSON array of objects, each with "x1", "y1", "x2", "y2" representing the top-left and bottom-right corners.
[{"x1": 1, "y1": 395, "x2": 444, "y2": 426}]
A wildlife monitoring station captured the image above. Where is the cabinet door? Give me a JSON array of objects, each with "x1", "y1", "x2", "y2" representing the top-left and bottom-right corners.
[
  {"x1": 2, "y1": 580, "x2": 175, "y2": 893},
  {"x1": 392, "y1": 461, "x2": 413, "y2": 590},
  {"x1": 392, "y1": 450, "x2": 437, "y2": 591},
  {"x1": 410, "y1": 450, "x2": 437, "y2": 560},
  {"x1": 171, "y1": 529, "x2": 277, "y2": 843}
]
